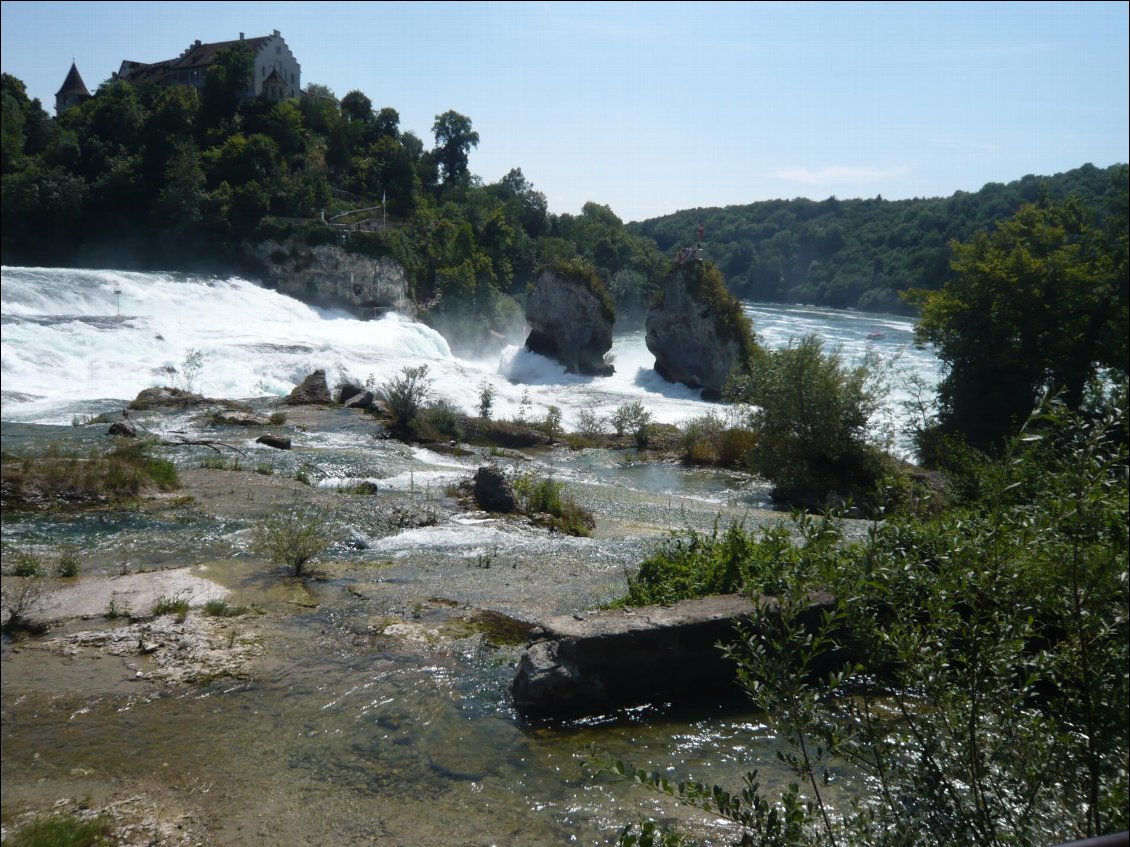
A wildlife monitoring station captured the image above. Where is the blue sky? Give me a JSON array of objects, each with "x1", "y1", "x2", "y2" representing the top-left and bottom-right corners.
[{"x1": 2, "y1": 1, "x2": 1127, "y2": 222}]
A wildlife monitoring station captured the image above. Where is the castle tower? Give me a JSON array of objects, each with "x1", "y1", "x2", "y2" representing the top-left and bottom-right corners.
[{"x1": 55, "y1": 62, "x2": 91, "y2": 116}]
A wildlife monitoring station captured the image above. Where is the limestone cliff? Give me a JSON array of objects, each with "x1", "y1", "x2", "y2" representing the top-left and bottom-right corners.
[
  {"x1": 645, "y1": 261, "x2": 758, "y2": 400},
  {"x1": 252, "y1": 240, "x2": 415, "y2": 319},
  {"x1": 525, "y1": 262, "x2": 615, "y2": 376}
]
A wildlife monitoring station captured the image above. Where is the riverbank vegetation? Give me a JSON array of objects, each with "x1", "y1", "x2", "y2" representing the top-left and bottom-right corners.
[
  {"x1": 0, "y1": 439, "x2": 179, "y2": 509},
  {"x1": 608, "y1": 399, "x2": 1129, "y2": 846}
]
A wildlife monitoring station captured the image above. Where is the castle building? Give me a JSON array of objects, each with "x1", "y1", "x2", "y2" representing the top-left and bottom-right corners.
[
  {"x1": 55, "y1": 61, "x2": 91, "y2": 116},
  {"x1": 113, "y1": 30, "x2": 300, "y2": 100}
]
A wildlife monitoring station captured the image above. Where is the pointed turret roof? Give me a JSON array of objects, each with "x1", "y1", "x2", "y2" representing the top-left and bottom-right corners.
[{"x1": 56, "y1": 62, "x2": 90, "y2": 98}]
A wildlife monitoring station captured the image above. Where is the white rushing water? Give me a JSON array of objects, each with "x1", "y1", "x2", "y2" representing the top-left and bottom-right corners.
[{"x1": 1, "y1": 266, "x2": 940, "y2": 449}]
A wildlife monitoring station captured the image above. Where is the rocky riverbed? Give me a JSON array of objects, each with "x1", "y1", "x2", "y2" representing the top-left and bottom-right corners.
[{"x1": 2, "y1": 401, "x2": 799, "y2": 846}]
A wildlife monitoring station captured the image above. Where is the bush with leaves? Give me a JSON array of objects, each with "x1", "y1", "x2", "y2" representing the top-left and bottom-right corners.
[
  {"x1": 373, "y1": 364, "x2": 432, "y2": 430},
  {"x1": 512, "y1": 472, "x2": 595, "y2": 537},
  {"x1": 603, "y1": 399, "x2": 1129, "y2": 846},
  {"x1": 611, "y1": 400, "x2": 654, "y2": 446},
  {"x1": 251, "y1": 504, "x2": 330, "y2": 576},
  {"x1": 726, "y1": 333, "x2": 890, "y2": 511}
]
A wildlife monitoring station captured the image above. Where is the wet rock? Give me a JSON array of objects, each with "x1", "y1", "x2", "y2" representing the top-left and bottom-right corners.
[
  {"x1": 472, "y1": 465, "x2": 518, "y2": 513},
  {"x1": 284, "y1": 369, "x2": 333, "y2": 405},
  {"x1": 256, "y1": 434, "x2": 292, "y2": 450},
  {"x1": 525, "y1": 263, "x2": 615, "y2": 376},
  {"x1": 211, "y1": 410, "x2": 269, "y2": 427},
  {"x1": 128, "y1": 386, "x2": 207, "y2": 410},
  {"x1": 645, "y1": 262, "x2": 757, "y2": 400},
  {"x1": 338, "y1": 383, "x2": 377, "y2": 409},
  {"x1": 107, "y1": 421, "x2": 139, "y2": 438}
]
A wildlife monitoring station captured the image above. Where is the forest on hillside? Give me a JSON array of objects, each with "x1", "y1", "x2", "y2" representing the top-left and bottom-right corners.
[
  {"x1": 2, "y1": 43, "x2": 1125, "y2": 328},
  {"x1": 631, "y1": 163, "x2": 1126, "y2": 313}
]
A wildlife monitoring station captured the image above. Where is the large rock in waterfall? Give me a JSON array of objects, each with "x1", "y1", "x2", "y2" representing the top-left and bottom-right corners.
[
  {"x1": 525, "y1": 262, "x2": 615, "y2": 376},
  {"x1": 253, "y1": 239, "x2": 416, "y2": 319},
  {"x1": 645, "y1": 261, "x2": 759, "y2": 400},
  {"x1": 284, "y1": 370, "x2": 332, "y2": 405}
]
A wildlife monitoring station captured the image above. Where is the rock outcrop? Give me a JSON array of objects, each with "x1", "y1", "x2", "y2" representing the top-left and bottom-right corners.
[
  {"x1": 284, "y1": 370, "x2": 332, "y2": 406},
  {"x1": 254, "y1": 240, "x2": 416, "y2": 319},
  {"x1": 471, "y1": 466, "x2": 518, "y2": 513},
  {"x1": 645, "y1": 261, "x2": 758, "y2": 400},
  {"x1": 510, "y1": 592, "x2": 839, "y2": 720},
  {"x1": 128, "y1": 387, "x2": 207, "y2": 411},
  {"x1": 525, "y1": 263, "x2": 615, "y2": 376}
]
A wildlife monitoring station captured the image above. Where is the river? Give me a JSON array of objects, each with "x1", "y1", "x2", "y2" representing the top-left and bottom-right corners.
[{"x1": 1, "y1": 266, "x2": 939, "y2": 844}]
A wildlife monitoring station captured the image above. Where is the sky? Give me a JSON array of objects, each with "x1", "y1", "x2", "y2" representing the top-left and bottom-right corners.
[{"x1": 2, "y1": 1, "x2": 1127, "y2": 223}]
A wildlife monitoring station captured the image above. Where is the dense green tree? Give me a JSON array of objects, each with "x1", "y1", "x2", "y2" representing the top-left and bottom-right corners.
[
  {"x1": 340, "y1": 90, "x2": 373, "y2": 124},
  {"x1": 911, "y1": 187, "x2": 1129, "y2": 455},
  {"x1": 431, "y1": 110, "x2": 478, "y2": 187},
  {"x1": 200, "y1": 43, "x2": 253, "y2": 131}
]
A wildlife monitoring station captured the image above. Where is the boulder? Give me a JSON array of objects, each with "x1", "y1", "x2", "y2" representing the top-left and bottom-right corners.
[
  {"x1": 210, "y1": 411, "x2": 269, "y2": 427},
  {"x1": 510, "y1": 592, "x2": 841, "y2": 720},
  {"x1": 645, "y1": 262, "x2": 757, "y2": 400},
  {"x1": 128, "y1": 387, "x2": 206, "y2": 411},
  {"x1": 107, "y1": 421, "x2": 138, "y2": 438},
  {"x1": 525, "y1": 264, "x2": 615, "y2": 376},
  {"x1": 472, "y1": 465, "x2": 518, "y2": 513},
  {"x1": 337, "y1": 382, "x2": 376, "y2": 409},
  {"x1": 256, "y1": 434, "x2": 292, "y2": 450},
  {"x1": 284, "y1": 370, "x2": 332, "y2": 405}
]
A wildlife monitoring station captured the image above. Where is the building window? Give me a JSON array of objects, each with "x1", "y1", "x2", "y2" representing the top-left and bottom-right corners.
[{"x1": 276, "y1": 45, "x2": 281, "y2": 55}]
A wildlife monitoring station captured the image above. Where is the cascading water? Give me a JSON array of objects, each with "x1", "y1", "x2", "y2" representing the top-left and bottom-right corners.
[{"x1": 1, "y1": 266, "x2": 940, "y2": 448}]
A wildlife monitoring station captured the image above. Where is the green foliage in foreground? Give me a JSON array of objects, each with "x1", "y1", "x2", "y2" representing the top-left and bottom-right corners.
[
  {"x1": 4, "y1": 811, "x2": 114, "y2": 847},
  {"x1": 607, "y1": 400, "x2": 1129, "y2": 846}
]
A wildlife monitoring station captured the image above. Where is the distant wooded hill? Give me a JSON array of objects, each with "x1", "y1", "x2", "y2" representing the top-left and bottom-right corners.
[{"x1": 629, "y1": 163, "x2": 1126, "y2": 314}]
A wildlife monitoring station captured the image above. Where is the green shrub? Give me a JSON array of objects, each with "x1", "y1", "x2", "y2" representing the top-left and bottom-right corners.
[
  {"x1": 203, "y1": 598, "x2": 247, "y2": 617},
  {"x1": 375, "y1": 364, "x2": 432, "y2": 430},
  {"x1": 0, "y1": 441, "x2": 179, "y2": 508},
  {"x1": 411, "y1": 399, "x2": 465, "y2": 442},
  {"x1": 9, "y1": 547, "x2": 44, "y2": 577},
  {"x1": 611, "y1": 401, "x2": 653, "y2": 445},
  {"x1": 252, "y1": 505, "x2": 330, "y2": 576},
  {"x1": 56, "y1": 547, "x2": 81, "y2": 578},
  {"x1": 606, "y1": 402, "x2": 1129, "y2": 846},
  {"x1": 152, "y1": 594, "x2": 190, "y2": 620},
  {"x1": 512, "y1": 473, "x2": 595, "y2": 537},
  {"x1": 4, "y1": 811, "x2": 115, "y2": 847},
  {"x1": 726, "y1": 333, "x2": 889, "y2": 511},
  {"x1": 268, "y1": 411, "x2": 288, "y2": 426}
]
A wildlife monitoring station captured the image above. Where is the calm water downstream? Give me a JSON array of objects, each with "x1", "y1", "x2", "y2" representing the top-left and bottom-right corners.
[{"x1": 1, "y1": 267, "x2": 934, "y2": 843}]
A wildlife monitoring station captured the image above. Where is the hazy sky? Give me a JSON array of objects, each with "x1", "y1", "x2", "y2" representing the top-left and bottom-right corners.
[{"x1": 2, "y1": 1, "x2": 1127, "y2": 222}]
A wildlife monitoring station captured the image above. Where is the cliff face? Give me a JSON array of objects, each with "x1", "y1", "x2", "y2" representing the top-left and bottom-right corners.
[
  {"x1": 252, "y1": 240, "x2": 415, "y2": 319},
  {"x1": 525, "y1": 265, "x2": 615, "y2": 376},
  {"x1": 645, "y1": 261, "x2": 755, "y2": 400}
]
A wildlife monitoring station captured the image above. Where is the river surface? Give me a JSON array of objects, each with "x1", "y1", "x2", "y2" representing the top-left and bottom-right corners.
[{"x1": 1, "y1": 267, "x2": 936, "y2": 844}]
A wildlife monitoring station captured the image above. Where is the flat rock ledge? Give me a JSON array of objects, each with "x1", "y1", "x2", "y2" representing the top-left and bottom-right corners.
[{"x1": 509, "y1": 592, "x2": 836, "y2": 720}]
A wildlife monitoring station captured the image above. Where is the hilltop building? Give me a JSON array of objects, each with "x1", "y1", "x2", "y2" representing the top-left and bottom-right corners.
[
  {"x1": 113, "y1": 30, "x2": 300, "y2": 101},
  {"x1": 55, "y1": 61, "x2": 91, "y2": 116}
]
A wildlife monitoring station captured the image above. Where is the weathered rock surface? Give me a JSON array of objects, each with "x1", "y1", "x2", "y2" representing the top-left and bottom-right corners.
[
  {"x1": 472, "y1": 465, "x2": 518, "y2": 513},
  {"x1": 510, "y1": 592, "x2": 838, "y2": 719},
  {"x1": 525, "y1": 265, "x2": 615, "y2": 376},
  {"x1": 210, "y1": 410, "x2": 269, "y2": 427},
  {"x1": 285, "y1": 370, "x2": 332, "y2": 406},
  {"x1": 107, "y1": 421, "x2": 139, "y2": 438},
  {"x1": 336, "y1": 382, "x2": 377, "y2": 410},
  {"x1": 128, "y1": 387, "x2": 207, "y2": 410},
  {"x1": 254, "y1": 240, "x2": 416, "y2": 319},
  {"x1": 645, "y1": 262, "x2": 754, "y2": 400},
  {"x1": 256, "y1": 434, "x2": 292, "y2": 450}
]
